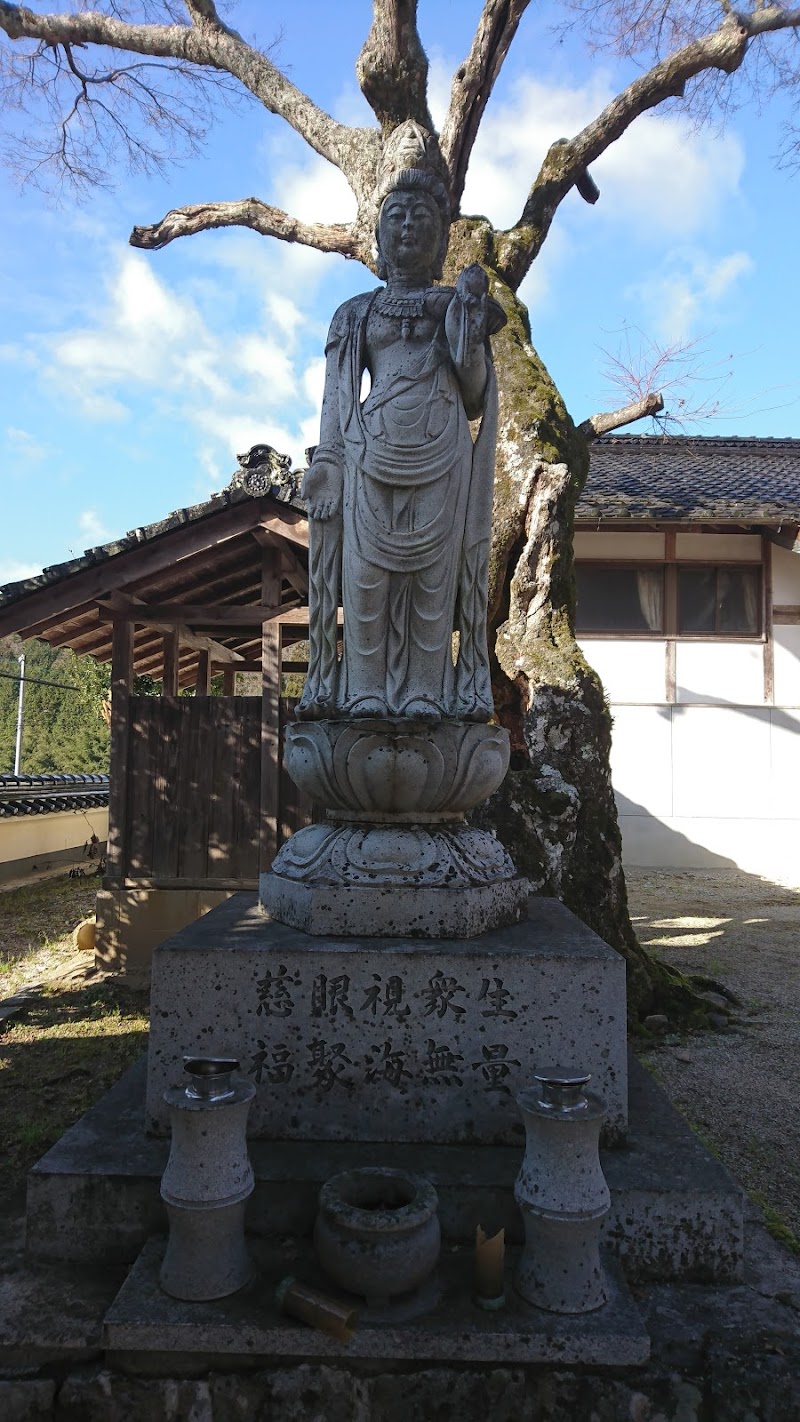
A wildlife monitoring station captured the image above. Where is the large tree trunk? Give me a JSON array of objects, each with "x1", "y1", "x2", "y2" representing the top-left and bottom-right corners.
[{"x1": 445, "y1": 219, "x2": 658, "y2": 1018}]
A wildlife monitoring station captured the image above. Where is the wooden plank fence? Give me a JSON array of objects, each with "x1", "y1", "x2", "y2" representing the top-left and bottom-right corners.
[{"x1": 120, "y1": 694, "x2": 312, "y2": 888}]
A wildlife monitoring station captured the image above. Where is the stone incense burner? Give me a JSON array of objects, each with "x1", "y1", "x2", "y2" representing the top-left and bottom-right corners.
[{"x1": 314, "y1": 1166, "x2": 441, "y2": 1310}]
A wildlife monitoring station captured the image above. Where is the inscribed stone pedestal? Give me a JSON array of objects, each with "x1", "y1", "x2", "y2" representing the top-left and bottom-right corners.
[{"x1": 146, "y1": 894, "x2": 627, "y2": 1143}]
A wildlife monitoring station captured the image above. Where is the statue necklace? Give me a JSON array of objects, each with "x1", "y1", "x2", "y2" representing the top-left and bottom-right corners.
[{"x1": 376, "y1": 285, "x2": 427, "y2": 340}]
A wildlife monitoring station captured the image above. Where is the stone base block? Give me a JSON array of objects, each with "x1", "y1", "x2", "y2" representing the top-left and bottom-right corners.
[
  {"x1": 146, "y1": 893, "x2": 628, "y2": 1144},
  {"x1": 95, "y1": 885, "x2": 235, "y2": 977},
  {"x1": 104, "y1": 1236, "x2": 650, "y2": 1367},
  {"x1": 259, "y1": 873, "x2": 529, "y2": 938},
  {"x1": 25, "y1": 1055, "x2": 744, "y2": 1283}
]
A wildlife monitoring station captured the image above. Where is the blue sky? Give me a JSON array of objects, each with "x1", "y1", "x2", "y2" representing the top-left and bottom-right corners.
[{"x1": 1, "y1": 0, "x2": 799, "y2": 586}]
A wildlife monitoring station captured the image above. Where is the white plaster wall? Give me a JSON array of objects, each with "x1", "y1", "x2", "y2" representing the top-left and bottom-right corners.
[
  {"x1": 675, "y1": 641, "x2": 764, "y2": 705},
  {"x1": 574, "y1": 531, "x2": 664, "y2": 559},
  {"x1": 774, "y1": 627, "x2": 800, "y2": 706},
  {"x1": 611, "y1": 706, "x2": 800, "y2": 875},
  {"x1": 0, "y1": 807, "x2": 108, "y2": 869},
  {"x1": 578, "y1": 639, "x2": 666, "y2": 703},
  {"x1": 608, "y1": 706, "x2": 672, "y2": 817},
  {"x1": 772, "y1": 544, "x2": 800, "y2": 604},
  {"x1": 675, "y1": 532, "x2": 762, "y2": 561}
]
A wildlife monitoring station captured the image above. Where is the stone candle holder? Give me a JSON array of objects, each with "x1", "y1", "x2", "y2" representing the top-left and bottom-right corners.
[
  {"x1": 159, "y1": 1056, "x2": 256, "y2": 1302},
  {"x1": 514, "y1": 1069, "x2": 611, "y2": 1314}
]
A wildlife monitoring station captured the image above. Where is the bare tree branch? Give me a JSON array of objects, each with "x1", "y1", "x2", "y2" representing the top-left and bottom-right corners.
[
  {"x1": 495, "y1": 7, "x2": 800, "y2": 289},
  {"x1": 0, "y1": 2, "x2": 374, "y2": 182},
  {"x1": 578, "y1": 392, "x2": 664, "y2": 438},
  {"x1": 129, "y1": 197, "x2": 361, "y2": 257},
  {"x1": 356, "y1": 0, "x2": 433, "y2": 134},
  {"x1": 440, "y1": 0, "x2": 532, "y2": 209}
]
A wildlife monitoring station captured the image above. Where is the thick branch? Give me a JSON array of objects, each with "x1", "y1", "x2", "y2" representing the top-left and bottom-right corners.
[
  {"x1": 182, "y1": 0, "x2": 243, "y2": 42},
  {"x1": 578, "y1": 392, "x2": 665, "y2": 439},
  {"x1": 495, "y1": 11, "x2": 774, "y2": 288},
  {"x1": 440, "y1": 0, "x2": 532, "y2": 209},
  {"x1": 356, "y1": 0, "x2": 433, "y2": 133},
  {"x1": 129, "y1": 197, "x2": 361, "y2": 256},
  {"x1": 0, "y1": 2, "x2": 370, "y2": 179}
]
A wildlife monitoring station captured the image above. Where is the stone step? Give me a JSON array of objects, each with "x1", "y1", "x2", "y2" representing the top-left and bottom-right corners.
[{"x1": 26, "y1": 1053, "x2": 743, "y2": 1283}]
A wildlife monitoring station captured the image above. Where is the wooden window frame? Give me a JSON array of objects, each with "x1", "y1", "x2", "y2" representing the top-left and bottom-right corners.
[{"x1": 575, "y1": 558, "x2": 765, "y2": 641}]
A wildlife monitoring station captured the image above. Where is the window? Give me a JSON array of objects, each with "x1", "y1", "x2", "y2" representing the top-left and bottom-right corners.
[
  {"x1": 575, "y1": 561, "x2": 763, "y2": 637},
  {"x1": 575, "y1": 566, "x2": 664, "y2": 632},
  {"x1": 677, "y1": 566, "x2": 761, "y2": 635}
]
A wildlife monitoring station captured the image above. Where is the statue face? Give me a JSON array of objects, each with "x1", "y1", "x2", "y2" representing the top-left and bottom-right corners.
[{"x1": 378, "y1": 190, "x2": 442, "y2": 280}]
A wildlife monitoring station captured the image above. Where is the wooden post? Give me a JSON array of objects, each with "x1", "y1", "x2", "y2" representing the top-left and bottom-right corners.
[
  {"x1": 223, "y1": 667, "x2": 237, "y2": 696},
  {"x1": 162, "y1": 630, "x2": 180, "y2": 696},
  {"x1": 106, "y1": 617, "x2": 134, "y2": 880},
  {"x1": 261, "y1": 547, "x2": 282, "y2": 874},
  {"x1": 763, "y1": 536, "x2": 774, "y2": 704},
  {"x1": 195, "y1": 649, "x2": 212, "y2": 697}
]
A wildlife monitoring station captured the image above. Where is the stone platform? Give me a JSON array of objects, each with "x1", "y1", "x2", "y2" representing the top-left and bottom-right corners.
[
  {"x1": 104, "y1": 1236, "x2": 649, "y2": 1368},
  {"x1": 146, "y1": 893, "x2": 628, "y2": 1143},
  {"x1": 26, "y1": 1054, "x2": 744, "y2": 1284}
]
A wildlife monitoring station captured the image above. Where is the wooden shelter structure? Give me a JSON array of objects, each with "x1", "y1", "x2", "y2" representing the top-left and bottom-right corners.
[{"x1": 0, "y1": 483, "x2": 313, "y2": 972}]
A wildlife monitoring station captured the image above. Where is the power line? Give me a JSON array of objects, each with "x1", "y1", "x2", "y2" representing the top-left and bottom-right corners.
[{"x1": 0, "y1": 670, "x2": 80, "y2": 691}]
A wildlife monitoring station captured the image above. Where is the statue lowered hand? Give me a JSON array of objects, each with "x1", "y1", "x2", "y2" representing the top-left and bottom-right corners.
[{"x1": 302, "y1": 456, "x2": 343, "y2": 522}]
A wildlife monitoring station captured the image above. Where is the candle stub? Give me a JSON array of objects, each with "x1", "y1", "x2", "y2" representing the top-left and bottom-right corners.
[
  {"x1": 276, "y1": 1276, "x2": 359, "y2": 1341},
  {"x1": 475, "y1": 1225, "x2": 506, "y2": 1309}
]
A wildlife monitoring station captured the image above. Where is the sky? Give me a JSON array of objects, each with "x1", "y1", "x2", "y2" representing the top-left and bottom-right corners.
[{"x1": 1, "y1": 0, "x2": 799, "y2": 587}]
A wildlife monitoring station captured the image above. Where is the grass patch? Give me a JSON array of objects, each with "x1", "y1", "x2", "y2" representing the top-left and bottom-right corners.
[
  {"x1": 0, "y1": 874, "x2": 149, "y2": 1210},
  {"x1": 750, "y1": 1192, "x2": 800, "y2": 1257}
]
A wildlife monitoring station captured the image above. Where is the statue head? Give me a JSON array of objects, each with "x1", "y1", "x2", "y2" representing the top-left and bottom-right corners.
[{"x1": 374, "y1": 121, "x2": 451, "y2": 282}]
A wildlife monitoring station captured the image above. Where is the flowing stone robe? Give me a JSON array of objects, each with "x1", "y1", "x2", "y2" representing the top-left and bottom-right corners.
[{"x1": 300, "y1": 287, "x2": 502, "y2": 722}]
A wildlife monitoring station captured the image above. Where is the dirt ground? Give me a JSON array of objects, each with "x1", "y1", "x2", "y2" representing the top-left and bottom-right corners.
[{"x1": 627, "y1": 867, "x2": 800, "y2": 1245}]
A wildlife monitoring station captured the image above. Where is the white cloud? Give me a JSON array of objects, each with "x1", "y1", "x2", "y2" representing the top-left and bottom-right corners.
[
  {"x1": 78, "y1": 508, "x2": 111, "y2": 545},
  {"x1": 626, "y1": 248, "x2": 754, "y2": 342},
  {"x1": 459, "y1": 73, "x2": 744, "y2": 239},
  {"x1": 4, "y1": 426, "x2": 49, "y2": 463},
  {"x1": 42, "y1": 248, "x2": 327, "y2": 469},
  {"x1": 0, "y1": 560, "x2": 41, "y2": 585}
]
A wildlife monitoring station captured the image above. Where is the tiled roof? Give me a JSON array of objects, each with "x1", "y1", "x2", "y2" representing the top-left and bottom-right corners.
[
  {"x1": 0, "y1": 774, "x2": 109, "y2": 817},
  {"x1": 580, "y1": 436, "x2": 800, "y2": 523}
]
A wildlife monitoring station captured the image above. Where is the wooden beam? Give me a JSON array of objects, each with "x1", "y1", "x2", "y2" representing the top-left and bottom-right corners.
[
  {"x1": 259, "y1": 510, "x2": 309, "y2": 550},
  {"x1": 107, "y1": 601, "x2": 297, "y2": 626},
  {"x1": 275, "y1": 605, "x2": 337, "y2": 625},
  {"x1": 162, "y1": 630, "x2": 180, "y2": 696},
  {"x1": 251, "y1": 525, "x2": 310, "y2": 598},
  {"x1": 773, "y1": 605, "x2": 800, "y2": 623},
  {"x1": 196, "y1": 650, "x2": 212, "y2": 697},
  {"x1": 97, "y1": 594, "x2": 245, "y2": 663},
  {"x1": 106, "y1": 618, "x2": 134, "y2": 880},
  {"x1": 260, "y1": 547, "x2": 282, "y2": 874},
  {"x1": 116, "y1": 876, "x2": 257, "y2": 892},
  {"x1": 214, "y1": 661, "x2": 261, "y2": 675},
  {"x1": 0, "y1": 497, "x2": 275, "y2": 639},
  {"x1": 761, "y1": 525, "x2": 800, "y2": 555}
]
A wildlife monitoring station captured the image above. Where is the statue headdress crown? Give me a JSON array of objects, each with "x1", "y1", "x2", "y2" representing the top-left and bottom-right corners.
[{"x1": 374, "y1": 121, "x2": 452, "y2": 280}]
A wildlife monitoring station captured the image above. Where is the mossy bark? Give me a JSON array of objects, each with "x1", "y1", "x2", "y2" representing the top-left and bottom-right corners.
[{"x1": 444, "y1": 219, "x2": 663, "y2": 1019}]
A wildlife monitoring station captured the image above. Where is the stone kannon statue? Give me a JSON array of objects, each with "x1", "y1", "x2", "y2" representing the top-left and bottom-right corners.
[
  {"x1": 261, "y1": 124, "x2": 527, "y2": 938},
  {"x1": 297, "y1": 124, "x2": 505, "y2": 724}
]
